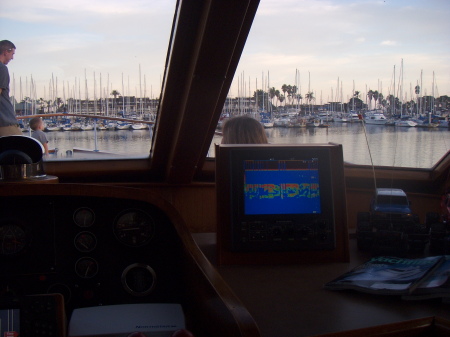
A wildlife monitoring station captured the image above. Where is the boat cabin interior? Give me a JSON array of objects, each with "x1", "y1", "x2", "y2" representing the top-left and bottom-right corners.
[{"x1": 1, "y1": 1, "x2": 449, "y2": 337}]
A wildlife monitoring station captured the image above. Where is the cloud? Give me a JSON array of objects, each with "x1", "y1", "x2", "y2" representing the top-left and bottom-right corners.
[{"x1": 381, "y1": 40, "x2": 398, "y2": 46}]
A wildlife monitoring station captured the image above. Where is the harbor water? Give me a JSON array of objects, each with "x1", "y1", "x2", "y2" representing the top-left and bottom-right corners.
[{"x1": 41, "y1": 123, "x2": 449, "y2": 168}]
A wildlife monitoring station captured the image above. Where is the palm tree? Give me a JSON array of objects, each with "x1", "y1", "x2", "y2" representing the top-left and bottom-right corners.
[
  {"x1": 269, "y1": 87, "x2": 277, "y2": 110},
  {"x1": 305, "y1": 91, "x2": 315, "y2": 104},
  {"x1": 367, "y1": 90, "x2": 374, "y2": 110},
  {"x1": 290, "y1": 85, "x2": 297, "y2": 107},
  {"x1": 111, "y1": 90, "x2": 120, "y2": 113},
  {"x1": 38, "y1": 98, "x2": 45, "y2": 114},
  {"x1": 253, "y1": 90, "x2": 265, "y2": 110},
  {"x1": 305, "y1": 91, "x2": 315, "y2": 114},
  {"x1": 21, "y1": 96, "x2": 33, "y2": 115},
  {"x1": 377, "y1": 93, "x2": 384, "y2": 111},
  {"x1": 54, "y1": 97, "x2": 64, "y2": 112},
  {"x1": 281, "y1": 84, "x2": 288, "y2": 107},
  {"x1": 415, "y1": 85, "x2": 421, "y2": 115},
  {"x1": 437, "y1": 95, "x2": 449, "y2": 110},
  {"x1": 275, "y1": 90, "x2": 281, "y2": 108},
  {"x1": 386, "y1": 94, "x2": 400, "y2": 115},
  {"x1": 295, "y1": 93, "x2": 303, "y2": 107},
  {"x1": 279, "y1": 95, "x2": 285, "y2": 107},
  {"x1": 350, "y1": 91, "x2": 360, "y2": 111},
  {"x1": 372, "y1": 90, "x2": 379, "y2": 110}
]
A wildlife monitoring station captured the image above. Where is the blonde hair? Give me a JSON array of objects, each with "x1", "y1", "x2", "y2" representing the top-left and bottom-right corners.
[{"x1": 221, "y1": 115, "x2": 268, "y2": 144}]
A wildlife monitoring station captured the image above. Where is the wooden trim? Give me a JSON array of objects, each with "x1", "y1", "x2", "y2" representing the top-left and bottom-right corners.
[{"x1": 311, "y1": 316, "x2": 450, "y2": 337}]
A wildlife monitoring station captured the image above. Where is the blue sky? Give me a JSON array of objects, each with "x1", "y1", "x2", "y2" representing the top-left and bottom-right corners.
[{"x1": 1, "y1": 0, "x2": 449, "y2": 104}]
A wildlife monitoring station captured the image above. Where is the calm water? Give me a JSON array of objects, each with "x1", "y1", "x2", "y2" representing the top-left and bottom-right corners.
[
  {"x1": 214, "y1": 123, "x2": 450, "y2": 168},
  {"x1": 40, "y1": 123, "x2": 449, "y2": 168}
]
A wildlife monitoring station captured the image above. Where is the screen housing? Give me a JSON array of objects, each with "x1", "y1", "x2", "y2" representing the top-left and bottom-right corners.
[{"x1": 216, "y1": 143, "x2": 349, "y2": 265}]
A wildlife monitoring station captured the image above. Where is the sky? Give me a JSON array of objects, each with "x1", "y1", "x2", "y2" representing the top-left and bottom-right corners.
[{"x1": 1, "y1": 0, "x2": 449, "y2": 104}]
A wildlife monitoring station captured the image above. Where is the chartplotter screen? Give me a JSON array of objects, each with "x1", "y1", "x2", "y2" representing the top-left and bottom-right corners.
[{"x1": 243, "y1": 158, "x2": 321, "y2": 215}]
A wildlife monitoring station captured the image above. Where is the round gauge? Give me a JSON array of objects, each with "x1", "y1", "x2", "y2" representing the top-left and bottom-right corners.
[
  {"x1": 75, "y1": 257, "x2": 99, "y2": 278},
  {"x1": 74, "y1": 231, "x2": 97, "y2": 253},
  {"x1": 113, "y1": 209, "x2": 155, "y2": 247},
  {"x1": 0, "y1": 224, "x2": 28, "y2": 256},
  {"x1": 73, "y1": 207, "x2": 95, "y2": 227},
  {"x1": 121, "y1": 263, "x2": 156, "y2": 296}
]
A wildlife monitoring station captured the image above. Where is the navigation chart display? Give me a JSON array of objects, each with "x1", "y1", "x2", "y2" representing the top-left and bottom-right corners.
[{"x1": 243, "y1": 159, "x2": 321, "y2": 215}]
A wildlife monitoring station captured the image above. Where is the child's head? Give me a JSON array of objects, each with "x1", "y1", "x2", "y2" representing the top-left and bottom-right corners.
[{"x1": 29, "y1": 117, "x2": 43, "y2": 131}]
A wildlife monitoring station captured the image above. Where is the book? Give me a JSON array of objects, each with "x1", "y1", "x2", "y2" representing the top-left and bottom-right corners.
[{"x1": 324, "y1": 255, "x2": 447, "y2": 296}]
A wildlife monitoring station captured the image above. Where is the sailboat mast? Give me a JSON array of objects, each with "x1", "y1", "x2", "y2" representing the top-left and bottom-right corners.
[
  {"x1": 94, "y1": 72, "x2": 97, "y2": 115},
  {"x1": 261, "y1": 71, "x2": 264, "y2": 113},
  {"x1": 431, "y1": 71, "x2": 435, "y2": 115},
  {"x1": 393, "y1": 65, "x2": 395, "y2": 116},
  {"x1": 352, "y1": 80, "x2": 355, "y2": 111},
  {"x1": 122, "y1": 73, "x2": 125, "y2": 115},
  {"x1": 139, "y1": 64, "x2": 143, "y2": 116},
  {"x1": 267, "y1": 71, "x2": 270, "y2": 117}
]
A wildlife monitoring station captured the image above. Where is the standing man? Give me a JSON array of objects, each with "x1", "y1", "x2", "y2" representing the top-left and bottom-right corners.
[{"x1": 0, "y1": 40, "x2": 22, "y2": 136}]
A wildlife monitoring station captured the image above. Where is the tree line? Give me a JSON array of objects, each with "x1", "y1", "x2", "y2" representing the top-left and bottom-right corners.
[{"x1": 253, "y1": 84, "x2": 449, "y2": 114}]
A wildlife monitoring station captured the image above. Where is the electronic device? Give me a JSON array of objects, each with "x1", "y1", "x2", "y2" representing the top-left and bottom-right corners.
[
  {"x1": 216, "y1": 143, "x2": 349, "y2": 265},
  {"x1": 68, "y1": 303, "x2": 185, "y2": 337},
  {"x1": 0, "y1": 293, "x2": 66, "y2": 337}
]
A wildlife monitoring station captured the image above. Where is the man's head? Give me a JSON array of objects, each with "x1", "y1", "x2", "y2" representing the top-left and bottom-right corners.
[{"x1": 0, "y1": 40, "x2": 16, "y2": 65}]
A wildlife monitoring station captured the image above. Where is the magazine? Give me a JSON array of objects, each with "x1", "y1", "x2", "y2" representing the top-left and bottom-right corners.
[
  {"x1": 401, "y1": 255, "x2": 450, "y2": 300},
  {"x1": 324, "y1": 255, "x2": 447, "y2": 296}
]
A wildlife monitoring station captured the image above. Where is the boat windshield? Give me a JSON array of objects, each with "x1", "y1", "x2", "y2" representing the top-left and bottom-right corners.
[
  {"x1": 210, "y1": 1, "x2": 449, "y2": 169},
  {"x1": 9, "y1": 0, "x2": 176, "y2": 161},
  {"x1": 7, "y1": 0, "x2": 449, "y2": 169}
]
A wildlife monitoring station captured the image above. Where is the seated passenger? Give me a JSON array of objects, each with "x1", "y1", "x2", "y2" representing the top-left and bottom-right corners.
[
  {"x1": 221, "y1": 115, "x2": 268, "y2": 144},
  {"x1": 30, "y1": 117, "x2": 49, "y2": 155}
]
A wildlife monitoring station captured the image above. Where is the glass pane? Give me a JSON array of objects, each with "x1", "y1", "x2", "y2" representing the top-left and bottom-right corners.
[
  {"x1": 212, "y1": 0, "x2": 450, "y2": 168},
  {"x1": 4, "y1": 0, "x2": 175, "y2": 160}
]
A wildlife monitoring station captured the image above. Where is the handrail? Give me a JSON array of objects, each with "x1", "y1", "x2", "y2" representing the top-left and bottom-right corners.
[{"x1": 16, "y1": 113, "x2": 155, "y2": 125}]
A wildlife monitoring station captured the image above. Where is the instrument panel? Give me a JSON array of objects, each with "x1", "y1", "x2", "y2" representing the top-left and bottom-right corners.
[{"x1": 0, "y1": 195, "x2": 183, "y2": 314}]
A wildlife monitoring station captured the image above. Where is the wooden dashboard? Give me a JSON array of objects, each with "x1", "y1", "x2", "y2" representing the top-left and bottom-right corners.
[{"x1": 0, "y1": 183, "x2": 260, "y2": 337}]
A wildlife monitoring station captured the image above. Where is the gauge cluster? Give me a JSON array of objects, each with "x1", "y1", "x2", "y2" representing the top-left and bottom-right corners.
[{"x1": 0, "y1": 195, "x2": 183, "y2": 314}]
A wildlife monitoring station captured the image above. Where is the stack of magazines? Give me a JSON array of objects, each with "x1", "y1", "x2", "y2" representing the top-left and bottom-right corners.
[{"x1": 324, "y1": 255, "x2": 450, "y2": 301}]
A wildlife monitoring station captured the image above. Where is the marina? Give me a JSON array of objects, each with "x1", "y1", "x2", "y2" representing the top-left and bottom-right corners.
[
  {"x1": 216, "y1": 122, "x2": 449, "y2": 168},
  {"x1": 31, "y1": 118, "x2": 449, "y2": 169}
]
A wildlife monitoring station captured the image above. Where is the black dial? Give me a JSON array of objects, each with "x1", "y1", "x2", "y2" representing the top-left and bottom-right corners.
[
  {"x1": 0, "y1": 224, "x2": 28, "y2": 255},
  {"x1": 74, "y1": 231, "x2": 97, "y2": 252},
  {"x1": 75, "y1": 257, "x2": 99, "y2": 278},
  {"x1": 73, "y1": 207, "x2": 95, "y2": 227},
  {"x1": 113, "y1": 209, "x2": 155, "y2": 247}
]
